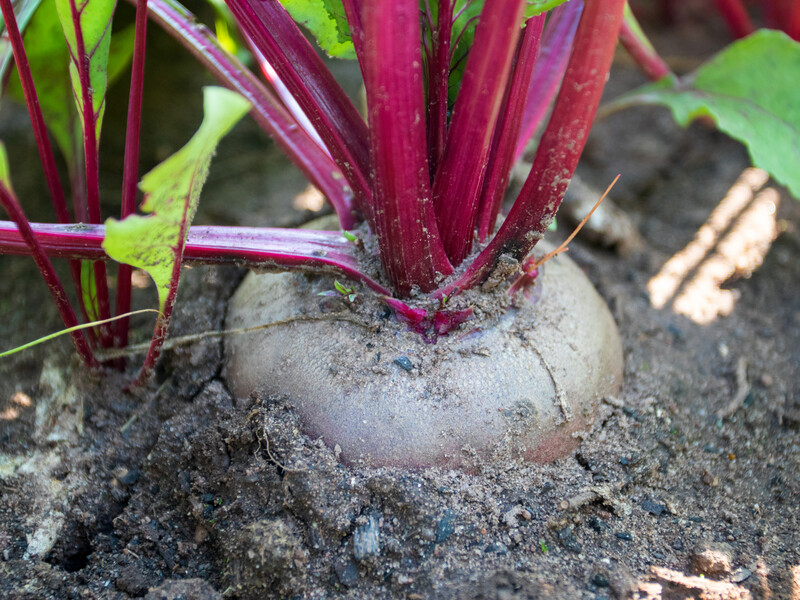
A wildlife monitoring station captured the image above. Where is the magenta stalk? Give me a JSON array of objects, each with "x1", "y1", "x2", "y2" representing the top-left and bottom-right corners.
[
  {"x1": 431, "y1": 0, "x2": 527, "y2": 265},
  {"x1": 361, "y1": 0, "x2": 452, "y2": 295},
  {"x1": 224, "y1": 0, "x2": 373, "y2": 217},
  {"x1": 713, "y1": 0, "x2": 755, "y2": 39},
  {"x1": 144, "y1": 0, "x2": 357, "y2": 228},
  {"x1": 0, "y1": 0, "x2": 72, "y2": 225},
  {"x1": 514, "y1": 1, "x2": 583, "y2": 162},
  {"x1": 426, "y1": 0, "x2": 454, "y2": 176},
  {"x1": 476, "y1": 15, "x2": 545, "y2": 241},
  {"x1": 115, "y1": 0, "x2": 149, "y2": 350},
  {"x1": 435, "y1": 0, "x2": 627, "y2": 298},
  {"x1": 0, "y1": 221, "x2": 391, "y2": 296},
  {"x1": 67, "y1": 0, "x2": 114, "y2": 345}
]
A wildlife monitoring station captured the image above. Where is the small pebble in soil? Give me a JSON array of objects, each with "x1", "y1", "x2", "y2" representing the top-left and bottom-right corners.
[
  {"x1": 641, "y1": 500, "x2": 667, "y2": 516},
  {"x1": 556, "y1": 526, "x2": 582, "y2": 553},
  {"x1": 622, "y1": 407, "x2": 642, "y2": 420},
  {"x1": 334, "y1": 559, "x2": 360, "y2": 587},
  {"x1": 615, "y1": 532, "x2": 633, "y2": 541},
  {"x1": 393, "y1": 356, "x2": 413, "y2": 372},
  {"x1": 436, "y1": 510, "x2": 457, "y2": 544},
  {"x1": 353, "y1": 515, "x2": 381, "y2": 561},
  {"x1": 690, "y1": 541, "x2": 733, "y2": 577},
  {"x1": 591, "y1": 572, "x2": 610, "y2": 588},
  {"x1": 589, "y1": 516, "x2": 607, "y2": 533},
  {"x1": 731, "y1": 567, "x2": 753, "y2": 583},
  {"x1": 483, "y1": 543, "x2": 508, "y2": 555},
  {"x1": 688, "y1": 516, "x2": 705, "y2": 523},
  {"x1": 667, "y1": 324, "x2": 684, "y2": 340},
  {"x1": 117, "y1": 468, "x2": 140, "y2": 486}
]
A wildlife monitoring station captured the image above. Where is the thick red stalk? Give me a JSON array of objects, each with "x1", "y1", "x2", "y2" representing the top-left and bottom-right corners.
[
  {"x1": 763, "y1": 0, "x2": 797, "y2": 33},
  {"x1": 340, "y1": 0, "x2": 365, "y2": 72},
  {"x1": 0, "y1": 189, "x2": 97, "y2": 367},
  {"x1": 432, "y1": 0, "x2": 527, "y2": 265},
  {"x1": 426, "y1": 0, "x2": 454, "y2": 176},
  {"x1": 434, "y1": 0, "x2": 626, "y2": 299},
  {"x1": 144, "y1": 0, "x2": 356, "y2": 227},
  {"x1": 788, "y1": 1, "x2": 800, "y2": 40},
  {"x1": 67, "y1": 0, "x2": 114, "y2": 345},
  {"x1": 361, "y1": 0, "x2": 452, "y2": 296},
  {"x1": 619, "y1": 3, "x2": 672, "y2": 80},
  {"x1": 476, "y1": 15, "x2": 545, "y2": 242},
  {"x1": 224, "y1": 0, "x2": 372, "y2": 219},
  {"x1": 712, "y1": 0, "x2": 755, "y2": 38},
  {"x1": 0, "y1": 221, "x2": 391, "y2": 295},
  {"x1": 0, "y1": 0, "x2": 72, "y2": 225},
  {"x1": 514, "y1": 1, "x2": 582, "y2": 161},
  {"x1": 114, "y1": 0, "x2": 149, "y2": 350}
]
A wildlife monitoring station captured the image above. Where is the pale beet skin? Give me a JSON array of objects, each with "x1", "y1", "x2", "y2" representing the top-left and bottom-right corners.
[{"x1": 225, "y1": 243, "x2": 623, "y2": 468}]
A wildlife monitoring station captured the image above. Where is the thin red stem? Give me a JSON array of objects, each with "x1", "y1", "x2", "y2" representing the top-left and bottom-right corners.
[
  {"x1": 0, "y1": 188, "x2": 97, "y2": 367},
  {"x1": 0, "y1": 0, "x2": 95, "y2": 343},
  {"x1": 144, "y1": 0, "x2": 357, "y2": 227},
  {"x1": 427, "y1": 0, "x2": 454, "y2": 177},
  {"x1": 476, "y1": 15, "x2": 545, "y2": 242},
  {"x1": 788, "y1": 1, "x2": 800, "y2": 40},
  {"x1": 341, "y1": 0, "x2": 367, "y2": 81},
  {"x1": 0, "y1": 0, "x2": 72, "y2": 225},
  {"x1": 432, "y1": 0, "x2": 527, "y2": 265},
  {"x1": 68, "y1": 0, "x2": 113, "y2": 345},
  {"x1": 435, "y1": 0, "x2": 626, "y2": 298},
  {"x1": 620, "y1": 3, "x2": 672, "y2": 80},
  {"x1": 224, "y1": 0, "x2": 373, "y2": 220},
  {"x1": 114, "y1": 0, "x2": 149, "y2": 350},
  {"x1": 514, "y1": 1, "x2": 583, "y2": 161}
]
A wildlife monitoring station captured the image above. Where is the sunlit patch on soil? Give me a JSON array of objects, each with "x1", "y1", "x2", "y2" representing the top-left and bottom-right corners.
[
  {"x1": 292, "y1": 183, "x2": 326, "y2": 213},
  {"x1": 648, "y1": 168, "x2": 781, "y2": 324},
  {"x1": 1, "y1": 407, "x2": 19, "y2": 420},
  {"x1": 11, "y1": 391, "x2": 31, "y2": 407},
  {"x1": 1, "y1": 391, "x2": 30, "y2": 420}
]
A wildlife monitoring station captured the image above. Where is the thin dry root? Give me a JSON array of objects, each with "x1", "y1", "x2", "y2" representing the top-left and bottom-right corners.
[
  {"x1": 533, "y1": 174, "x2": 621, "y2": 270},
  {"x1": 717, "y1": 357, "x2": 749, "y2": 419}
]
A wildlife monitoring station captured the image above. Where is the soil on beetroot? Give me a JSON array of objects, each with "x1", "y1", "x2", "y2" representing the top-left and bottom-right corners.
[{"x1": 2, "y1": 8, "x2": 800, "y2": 600}]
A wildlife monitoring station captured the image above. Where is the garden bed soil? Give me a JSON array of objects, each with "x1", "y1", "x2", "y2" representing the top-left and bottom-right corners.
[{"x1": 2, "y1": 9, "x2": 800, "y2": 600}]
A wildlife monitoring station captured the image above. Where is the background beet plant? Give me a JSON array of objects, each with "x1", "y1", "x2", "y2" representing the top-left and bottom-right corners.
[{"x1": 0, "y1": 0, "x2": 798, "y2": 384}]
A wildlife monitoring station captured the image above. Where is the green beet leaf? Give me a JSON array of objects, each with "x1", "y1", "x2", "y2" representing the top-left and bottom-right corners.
[
  {"x1": 611, "y1": 30, "x2": 800, "y2": 199},
  {"x1": 524, "y1": 0, "x2": 573, "y2": 16},
  {"x1": 0, "y1": 0, "x2": 44, "y2": 88},
  {"x1": 54, "y1": 0, "x2": 117, "y2": 143},
  {"x1": 6, "y1": 0, "x2": 134, "y2": 161},
  {"x1": 0, "y1": 142, "x2": 11, "y2": 189},
  {"x1": 278, "y1": 0, "x2": 355, "y2": 59},
  {"x1": 103, "y1": 87, "x2": 251, "y2": 312}
]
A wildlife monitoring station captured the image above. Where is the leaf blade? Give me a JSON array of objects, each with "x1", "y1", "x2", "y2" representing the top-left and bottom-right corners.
[
  {"x1": 611, "y1": 30, "x2": 800, "y2": 199},
  {"x1": 103, "y1": 86, "x2": 251, "y2": 311},
  {"x1": 279, "y1": 0, "x2": 355, "y2": 58}
]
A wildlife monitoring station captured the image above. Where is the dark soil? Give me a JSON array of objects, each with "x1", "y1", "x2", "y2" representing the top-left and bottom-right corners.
[{"x1": 2, "y1": 7, "x2": 799, "y2": 600}]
